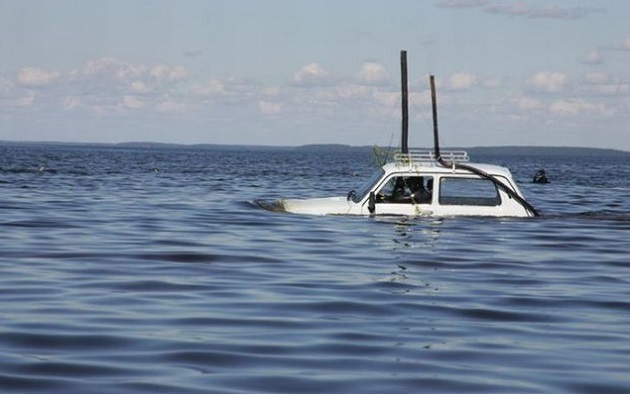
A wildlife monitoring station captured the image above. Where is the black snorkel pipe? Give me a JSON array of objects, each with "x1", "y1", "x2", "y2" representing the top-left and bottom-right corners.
[
  {"x1": 429, "y1": 75, "x2": 540, "y2": 217},
  {"x1": 430, "y1": 75, "x2": 441, "y2": 161},
  {"x1": 401, "y1": 50, "x2": 409, "y2": 155}
]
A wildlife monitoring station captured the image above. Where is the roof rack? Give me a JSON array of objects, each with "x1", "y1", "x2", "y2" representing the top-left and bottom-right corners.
[{"x1": 394, "y1": 149, "x2": 469, "y2": 165}]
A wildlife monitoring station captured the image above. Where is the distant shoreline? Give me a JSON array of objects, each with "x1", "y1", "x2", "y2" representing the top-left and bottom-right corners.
[{"x1": 1, "y1": 140, "x2": 628, "y2": 156}]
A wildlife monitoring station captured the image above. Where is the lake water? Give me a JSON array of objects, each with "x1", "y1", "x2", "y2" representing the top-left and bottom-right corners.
[{"x1": 1, "y1": 143, "x2": 628, "y2": 393}]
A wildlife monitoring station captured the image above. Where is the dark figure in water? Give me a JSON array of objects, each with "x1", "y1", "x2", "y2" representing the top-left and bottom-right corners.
[{"x1": 533, "y1": 169, "x2": 549, "y2": 183}]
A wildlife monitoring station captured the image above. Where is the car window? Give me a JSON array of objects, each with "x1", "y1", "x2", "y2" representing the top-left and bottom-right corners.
[
  {"x1": 439, "y1": 177, "x2": 500, "y2": 206},
  {"x1": 377, "y1": 176, "x2": 433, "y2": 204}
]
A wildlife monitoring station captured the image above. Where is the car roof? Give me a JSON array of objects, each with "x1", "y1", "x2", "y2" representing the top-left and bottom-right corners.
[{"x1": 382, "y1": 161, "x2": 514, "y2": 178}]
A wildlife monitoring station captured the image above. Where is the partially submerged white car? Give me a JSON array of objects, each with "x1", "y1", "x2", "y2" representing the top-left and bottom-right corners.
[
  {"x1": 278, "y1": 150, "x2": 537, "y2": 218},
  {"x1": 270, "y1": 51, "x2": 539, "y2": 218}
]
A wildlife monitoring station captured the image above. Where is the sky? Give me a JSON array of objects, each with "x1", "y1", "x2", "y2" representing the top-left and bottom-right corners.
[{"x1": 0, "y1": 0, "x2": 628, "y2": 150}]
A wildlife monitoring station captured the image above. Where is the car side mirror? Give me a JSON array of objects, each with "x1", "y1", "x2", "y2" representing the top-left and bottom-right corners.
[{"x1": 368, "y1": 192, "x2": 376, "y2": 214}]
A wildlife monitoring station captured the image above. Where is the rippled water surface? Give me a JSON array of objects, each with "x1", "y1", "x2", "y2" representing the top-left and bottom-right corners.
[{"x1": 1, "y1": 143, "x2": 629, "y2": 393}]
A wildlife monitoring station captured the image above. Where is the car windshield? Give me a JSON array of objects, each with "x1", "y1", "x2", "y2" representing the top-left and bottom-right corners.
[{"x1": 351, "y1": 169, "x2": 384, "y2": 203}]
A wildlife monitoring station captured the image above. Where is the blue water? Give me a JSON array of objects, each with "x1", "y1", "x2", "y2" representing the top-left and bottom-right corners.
[{"x1": 1, "y1": 143, "x2": 628, "y2": 393}]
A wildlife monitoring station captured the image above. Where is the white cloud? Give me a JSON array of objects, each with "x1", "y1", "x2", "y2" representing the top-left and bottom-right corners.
[
  {"x1": 485, "y1": 4, "x2": 598, "y2": 19},
  {"x1": 116, "y1": 63, "x2": 149, "y2": 79},
  {"x1": 357, "y1": 62, "x2": 389, "y2": 85},
  {"x1": 581, "y1": 50, "x2": 603, "y2": 65},
  {"x1": 131, "y1": 81, "x2": 150, "y2": 93},
  {"x1": 63, "y1": 96, "x2": 81, "y2": 110},
  {"x1": 16, "y1": 92, "x2": 35, "y2": 107},
  {"x1": 438, "y1": 1, "x2": 602, "y2": 20},
  {"x1": 584, "y1": 72, "x2": 608, "y2": 85},
  {"x1": 593, "y1": 84, "x2": 630, "y2": 95},
  {"x1": 149, "y1": 65, "x2": 169, "y2": 80},
  {"x1": 550, "y1": 99, "x2": 605, "y2": 116},
  {"x1": 598, "y1": 37, "x2": 630, "y2": 52},
  {"x1": 580, "y1": 74, "x2": 630, "y2": 96},
  {"x1": 259, "y1": 101, "x2": 282, "y2": 115},
  {"x1": 18, "y1": 67, "x2": 60, "y2": 86},
  {"x1": 262, "y1": 86, "x2": 281, "y2": 96},
  {"x1": 169, "y1": 66, "x2": 188, "y2": 81},
  {"x1": 293, "y1": 63, "x2": 329, "y2": 85},
  {"x1": 527, "y1": 71, "x2": 569, "y2": 93},
  {"x1": 373, "y1": 90, "x2": 399, "y2": 107},
  {"x1": 517, "y1": 97, "x2": 541, "y2": 110},
  {"x1": 18, "y1": 57, "x2": 191, "y2": 116},
  {"x1": 481, "y1": 78, "x2": 502, "y2": 89},
  {"x1": 123, "y1": 95, "x2": 144, "y2": 109},
  {"x1": 447, "y1": 73, "x2": 477, "y2": 91},
  {"x1": 335, "y1": 84, "x2": 370, "y2": 99},
  {"x1": 603, "y1": 37, "x2": 630, "y2": 51},
  {"x1": 150, "y1": 65, "x2": 188, "y2": 82},
  {"x1": 1, "y1": 76, "x2": 14, "y2": 92},
  {"x1": 485, "y1": 2, "x2": 530, "y2": 16},
  {"x1": 77, "y1": 57, "x2": 119, "y2": 77},
  {"x1": 3, "y1": 54, "x2": 626, "y2": 149},
  {"x1": 190, "y1": 79, "x2": 226, "y2": 96},
  {"x1": 69, "y1": 58, "x2": 188, "y2": 86},
  {"x1": 437, "y1": 0, "x2": 489, "y2": 8},
  {"x1": 156, "y1": 98, "x2": 185, "y2": 112}
]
